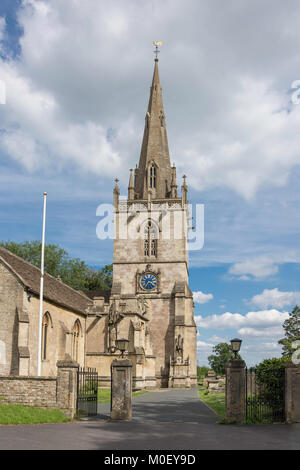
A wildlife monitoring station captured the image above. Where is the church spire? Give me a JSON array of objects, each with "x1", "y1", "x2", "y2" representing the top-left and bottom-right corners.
[{"x1": 134, "y1": 55, "x2": 174, "y2": 200}]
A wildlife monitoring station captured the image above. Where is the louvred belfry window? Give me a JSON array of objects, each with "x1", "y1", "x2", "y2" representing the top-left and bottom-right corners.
[
  {"x1": 150, "y1": 164, "x2": 157, "y2": 188},
  {"x1": 144, "y1": 220, "x2": 158, "y2": 257},
  {"x1": 160, "y1": 111, "x2": 164, "y2": 127},
  {"x1": 144, "y1": 239, "x2": 149, "y2": 256}
]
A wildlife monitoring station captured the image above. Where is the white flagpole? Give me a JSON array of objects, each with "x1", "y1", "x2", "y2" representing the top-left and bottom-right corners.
[{"x1": 37, "y1": 192, "x2": 47, "y2": 377}]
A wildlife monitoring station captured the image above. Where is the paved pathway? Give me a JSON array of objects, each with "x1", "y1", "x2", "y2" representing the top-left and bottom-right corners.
[
  {"x1": 97, "y1": 388, "x2": 218, "y2": 424},
  {"x1": 0, "y1": 389, "x2": 300, "y2": 450}
]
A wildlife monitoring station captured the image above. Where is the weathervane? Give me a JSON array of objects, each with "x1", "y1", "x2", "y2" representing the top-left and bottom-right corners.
[{"x1": 153, "y1": 41, "x2": 162, "y2": 59}]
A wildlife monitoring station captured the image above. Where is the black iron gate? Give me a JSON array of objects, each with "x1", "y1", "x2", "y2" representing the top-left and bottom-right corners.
[
  {"x1": 76, "y1": 367, "x2": 98, "y2": 417},
  {"x1": 245, "y1": 366, "x2": 285, "y2": 423}
]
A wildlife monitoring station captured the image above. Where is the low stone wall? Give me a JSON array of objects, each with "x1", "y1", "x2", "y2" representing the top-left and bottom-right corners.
[
  {"x1": 0, "y1": 376, "x2": 57, "y2": 408},
  {"x1": 0, "y1": 355, "x2": 79, "y2": 419}
]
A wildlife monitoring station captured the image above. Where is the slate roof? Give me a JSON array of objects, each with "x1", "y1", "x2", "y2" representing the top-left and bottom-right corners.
[{"x1": 0, "y1": 247, "x2": 92, "y2": 315}]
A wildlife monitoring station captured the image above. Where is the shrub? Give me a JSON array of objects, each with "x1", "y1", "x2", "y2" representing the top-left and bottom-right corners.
[{"x1": 255, "y1": 357, "x2": 286, "y2": 403}]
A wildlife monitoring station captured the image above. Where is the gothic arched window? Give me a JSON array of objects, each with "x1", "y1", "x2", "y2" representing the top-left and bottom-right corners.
[
  {"x1": 42, "y1": 312, "x2": 51, "y2": 360},
  {"x1": 149, "y1": 164, "x2": 157, "y2": 188},
  {"x1": 144, "y1": 220, "x2": 158, "y2": 257},
  {"x1": 72, "y1": 320, "x2": 81, "y2": 362}
]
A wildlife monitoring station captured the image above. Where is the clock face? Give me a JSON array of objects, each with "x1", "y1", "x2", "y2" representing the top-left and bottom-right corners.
[{"x1": 140, "y1": 273, "x2": 157, "y2": 291}]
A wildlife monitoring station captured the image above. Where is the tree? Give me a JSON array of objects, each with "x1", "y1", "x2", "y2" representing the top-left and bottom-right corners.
[
  {"x1": 0, "y1": 240, "x2": 112, "y2": 291},
  {"x1": 255, "y1": 357, "x2": 286, "y2": 403},
  {"x1": 278, "y1": 305, "x2": 300, "y2": 359},
  {"x1": 83, "y1": 265, "x2": 113, "y2": 291},
  {"x1": 197, "y1": 366, "x2": 209, "y2": 379},
  {"x1": 208, "y1": 342, "x2": 240, "y2": 375}
]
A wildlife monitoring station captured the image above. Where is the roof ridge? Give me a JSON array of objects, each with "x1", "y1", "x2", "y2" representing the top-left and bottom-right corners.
[
  {"x1": 0, "y1": 254, "x2": 27, "y2": 288},
  {"x1": 43, "y1": 269, "x2": 93, "y2": 302},
  {"x1": 0, "y1": 246, "x2": 92, "y2": 304},
  {"x1": 0, "y1": 245, "x2": 43, "y2": 274}
]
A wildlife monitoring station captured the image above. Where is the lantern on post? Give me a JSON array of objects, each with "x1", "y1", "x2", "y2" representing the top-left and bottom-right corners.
[
  {"x1": 116, "y1": 338, "x2": 129, "y2": 358},
  {"x1": 230, "y1": 338, "x2": 242, "y2": 359}
]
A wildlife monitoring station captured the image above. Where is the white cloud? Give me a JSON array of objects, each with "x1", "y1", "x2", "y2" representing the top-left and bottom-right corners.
[
  {"x1": 251, "y1": 288, "x2": 300, "y2": 309},
  {"x1": 197, "y1": 340, "x2": 214, "y2": 351},
  {"x1": 238, "y1": 326, "x2": 283, "y2": 338},
  {"x1": 262, "y1": 342, "x2": 282, "y2": 351},
  {"x1": 244, "y1": 342, "x2": 282, "y2": 353},
  {"x1": 197, "y1": 340, "x2": 215, "y2": 364},
  {"x1": 0, "y1": 1, "x2": 300, "y2": 199},
  {"x1": 0, "y1": 1, "x2": 142, "y2": 178},
  {"x1": 228, "y1": 257, "x2": 279, "y2": 280},
  {"x1": 208, "y1": 335, "x2": 226, "y2": 343},
  {"x1": 196, "y1": 309, "x2": 288, "y2": 330},
  {"x1": 0, "y1": 58, "x2": 124, "y2": 176},
  {"x1": 193, "y1": 291, "x2": 213, "y2": 304}
]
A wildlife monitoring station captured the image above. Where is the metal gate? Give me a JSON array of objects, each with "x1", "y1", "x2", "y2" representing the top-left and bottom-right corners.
[
  {"x1": 245, "y1": 366, "x2": 285, "y2": 423},
  {"x1": 76, "y1": 367, "x2": 98, "y2": 417}
]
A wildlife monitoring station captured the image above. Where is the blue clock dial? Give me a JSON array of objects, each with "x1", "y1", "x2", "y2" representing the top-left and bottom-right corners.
[{"x1": 141, "y1": 273, "x2": 157, "y2": 290}]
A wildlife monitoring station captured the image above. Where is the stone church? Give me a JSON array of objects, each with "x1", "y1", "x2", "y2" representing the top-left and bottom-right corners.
[
  {"x1": 0, "y1": 246, "x2": 89, "y2": 377},
  {"x1": 86, "y1": 57, "x2": 197, "y2": 389},
  {"x1": 0, "y1": 57, "x2": 197, "y2": 389}
]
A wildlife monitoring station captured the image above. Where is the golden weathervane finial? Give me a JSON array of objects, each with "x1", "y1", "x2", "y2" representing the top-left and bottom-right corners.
[{"x1": 153, "y1": 41, "x2": 162, "y2": 58}]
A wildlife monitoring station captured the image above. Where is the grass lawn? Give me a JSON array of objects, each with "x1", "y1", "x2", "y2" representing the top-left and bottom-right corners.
[
  {"x1": 198, "y1": 390, "x2": 225, "y2": 418},
  {"x1": 0, "y1": 404, "x2": 70, "y2": 425},
  {"x1": 98, "y1": 388, "x2": 148, "y2": 404}
]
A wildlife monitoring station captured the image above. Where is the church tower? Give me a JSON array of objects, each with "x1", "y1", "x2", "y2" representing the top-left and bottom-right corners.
[{"x1": 110, "y1": 54, "x2": 197, "y2": 388}]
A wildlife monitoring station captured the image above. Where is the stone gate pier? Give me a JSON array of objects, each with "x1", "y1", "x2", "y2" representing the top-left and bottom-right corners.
[{"x1": 285, "y1": 361, "x2": 300, "y2": 423}]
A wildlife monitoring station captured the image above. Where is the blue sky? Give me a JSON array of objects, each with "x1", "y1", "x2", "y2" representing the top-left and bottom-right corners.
[{"x1": 1, "y1": 0, "x2": 300, "y2": 366}]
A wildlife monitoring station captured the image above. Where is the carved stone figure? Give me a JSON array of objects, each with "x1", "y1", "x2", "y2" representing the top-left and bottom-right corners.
[
  {"x1": 108, "y1": 325, "x2": 117, "y2": 353},
  {"x1": 175, "y1": 334, "x2": 184, "y2": 363},
  {"x1": 107, "y1": 299, "x2": 124, "y2": 352},
  {"x1": 108, "y1": 299, "x2": 122, "y2": 325},
  {"x1": 137, "y1": 296, "x2": 149, "y2": 316}
]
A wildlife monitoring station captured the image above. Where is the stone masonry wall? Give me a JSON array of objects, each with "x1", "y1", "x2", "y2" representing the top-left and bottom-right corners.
[
  {"x1": 0, "y1": 376, "x2": 57, "y2": 408},
  {"x1": 0, "y1": 356, "x2": 79, "y2": 418},
  {"x1": 0, "y1": 263, "x2": 24, "y2": 376},
  {"x1": 25, "y1": 295, "x2": 86, "y2": 376}
]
